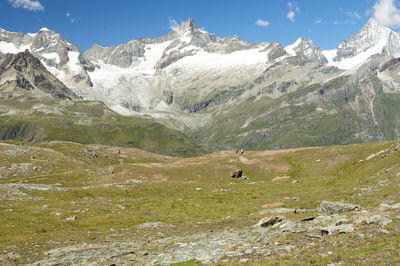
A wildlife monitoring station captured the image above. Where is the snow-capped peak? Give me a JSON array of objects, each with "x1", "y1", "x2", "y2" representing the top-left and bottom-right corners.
[
  {"x1": 325, "y1": 17, "x2": 400, "y2": 70},
  {"x1": 39, "y1": 27, "x2": 51, "y2": 32},
  {"x1": 285, "y1": 38, "x2": 303, "y2": 56}
]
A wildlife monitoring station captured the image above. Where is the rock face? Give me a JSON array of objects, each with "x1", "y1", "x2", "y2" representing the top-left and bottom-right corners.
[
  {"x1": 284, "y1": 38, "x2": 328, "y2": 64},
  {"x1": 334, "y1": 18, "x2": 400, "y2": 63},
  {"x1": 0, "y1": 28, "x2": 94, "y2": 95},
  {"x1": 0, "y1": 50, "x2": 78, "y2": 99},
  {"x1": 319, "y1": 201, "x2": 360, "y2": 214}
]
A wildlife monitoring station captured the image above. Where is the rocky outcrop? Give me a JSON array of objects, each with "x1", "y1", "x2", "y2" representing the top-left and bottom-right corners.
[
  {"x1": 0, "y1": 27, "x2": 94, "y2": 93},
  {"x1": 231, "y1": 168, "x2": 242, "y2": 178},
  {"x1": 0, "y1": 50, "x2": 78, "y2": 99},
  {"x1": 319, "y1": 201, "x2": 360, "y2": 214}
]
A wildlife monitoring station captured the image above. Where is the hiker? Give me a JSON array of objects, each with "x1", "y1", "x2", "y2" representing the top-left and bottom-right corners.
[
  {"x1": 240, "y1": 149, "x2": 244, "y2": 155},
  {"x1": 235, "y1": 149, "x2": 238, "y2": 154},
  {"x1": 118, "y1": 149, "x2": 120, "y2": 154}
]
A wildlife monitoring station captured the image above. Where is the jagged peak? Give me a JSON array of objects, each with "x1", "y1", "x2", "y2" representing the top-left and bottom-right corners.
[
  {"x1": 176, "y1": 18, "x2": 199, "y2": 34},
  {"x1": 361, "y1": 17, "x2": 391, "y2": 33}
]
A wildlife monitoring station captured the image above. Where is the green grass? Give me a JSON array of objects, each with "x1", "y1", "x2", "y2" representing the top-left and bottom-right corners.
[
  {"x1": 1, "y1": 140, "x2": 400, "y2": 264},
  {"x1": 0, "y1": 95, "x2": 204, "y2": 157},
  {"x1": 192, "y1": 74, "x2": 400, "y2": 152}
]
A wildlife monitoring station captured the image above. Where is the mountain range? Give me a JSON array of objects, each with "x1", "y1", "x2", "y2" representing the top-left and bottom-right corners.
[{"x1": 1, "y1": 17, "x2": 400, "y2": 152}]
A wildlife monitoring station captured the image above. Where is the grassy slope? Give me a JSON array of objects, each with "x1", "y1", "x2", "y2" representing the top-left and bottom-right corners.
[
  {"x1": 192, "y1": 75, "x2": 400, "y2": 152},
  {"x1": 1, "y1": 140, "x2": 400, "y2": 264},
  {"x1": 0, "y1": 94, "x2": 204, "y2": 157}
]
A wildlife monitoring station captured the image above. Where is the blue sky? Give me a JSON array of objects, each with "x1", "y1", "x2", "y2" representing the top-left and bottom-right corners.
[{"x1": 0, "y1": 0, "x2": 399, "y2": 51}]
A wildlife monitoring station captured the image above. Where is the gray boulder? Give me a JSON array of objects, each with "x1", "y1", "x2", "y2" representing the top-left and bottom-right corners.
[{"x1": 319, "y1": 201, "x2": 360, "y2": 214}]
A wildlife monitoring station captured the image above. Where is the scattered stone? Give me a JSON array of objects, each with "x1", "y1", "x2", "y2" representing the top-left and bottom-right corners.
[
  {"x1": 291, "y1": 180, "x2": 299, "y2": 184},
  {"x1": 136, "y1": 222, "x2": 174, "y2": 229},
  {"x1": 33, "y1": 166, "x2": 38, "y2": 170},
  {"x1": 231, "y1": 169, "x2": 242, "y2": 178},
  {"x1": 66, "y1": 216, "x2": 78, "y2": 221},
  {"x1": 390, "y1": 203, "x2": 400, "y2": 209},
  {"x1": 284, "y1": 197, "x2": 299, "y2": 201},
  {"x1": 260, "y1": 208, "x2": 315, "y2": 215},
  {"x1": 306, "y1": 233, "x2": 321, "y2": 239},
  {"x1": 260, "y1": 208, "x2": 295, "y2": 215},
  {"x1": 2, "y1": 251, "x2": 21, "y2": 261},
  {"x1": 319, "y1": 201, "x2": 359, "y2": 214},
  {"x1": 195, "y1": 187, "x2": 203, "y2": 191},
  {"x1": 244, "y1": 249, "x2": 252, "y2": 255},
  {"x1": 225, "y1": 251, "x2": 243, "y2": 257},
  {"x1": 321, "y1": 224, "x2": 354, "y2": 235},
  {"x1": 239, "y1": 258, "x2": 249, "y2": 264},
  {"x1": 355, "y1": 215, "x2": 392, "y2": 226},
  {"x1": 262, "y1": 202, "x2": 284, "y2": 209},
  {"x1": 272, "y1": 176, "x2": 290, "y2": 181},
  {"x1": 335, "y1": 219, "x2": 348, "y2": 226},
  {"x1": 379, "y1": 203, "x2": 390, "y2": 210},
  {"x1": 279, "y1": 220, "x2": 298, "y2": 231},
  {"x1": 257, "y1": 215, "x2": 285, "y2": 227},
  {"x1": 117, "y1": 204, "x2": 125, "y2": 210}
]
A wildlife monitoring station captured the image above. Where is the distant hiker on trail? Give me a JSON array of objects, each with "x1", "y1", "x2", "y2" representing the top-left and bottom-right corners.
[
  {"x1": 235, "y1": 149, "x2": 238, "y2": 154},
  {"x1": 240, "y1": 149, "x2": 244, "y2": 155},
  {"x1": 118, "y1": 149, "x2": 120, "y2": 154}
]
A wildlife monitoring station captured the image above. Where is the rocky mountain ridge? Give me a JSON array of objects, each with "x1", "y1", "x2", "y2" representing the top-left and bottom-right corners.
[
  {"x1": 1, "y1": 18, "x2": 400, "y2": 150},
  {"x1": 0, "y1": 27, "x2": 94, "y2": 96},
  {"x1": 0, "y1": 49, "x2": 78, "y2": 100}
]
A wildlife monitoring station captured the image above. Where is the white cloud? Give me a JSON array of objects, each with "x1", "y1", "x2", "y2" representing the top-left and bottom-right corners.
[
  {"x1": 374, "y1": 0, "x2": 400, "y2": 28},
  {"x1": 346, "y1": 11, "x2": 362, "y2": 19},
  {"x1": 287, "y1": 11, "x2": 296, "y2": 22},
  {"x1": 168, "y1": 17, "x2": 180, "y2": 32},
  {"x1": 8, "y1": 0, "x2": 44, "y2": 11},
  {"x1": 287, "y1": 1, "x2": 299, "y2": 22},
  {"x1": 315, "y1": 19, "x2": 322, "y2": 24},
  {"x1": 255, "y1": 19, "x2": 270, "y2": 26},
  {"x1": 333, "y1": 19, "x2": 356, "y2": 25},
  {"x1": 66, "y1": 12, "x2": 70, "y2": 17},
  {"x1": 71, "y1": 18, "x2": 75, "y2": 23}
]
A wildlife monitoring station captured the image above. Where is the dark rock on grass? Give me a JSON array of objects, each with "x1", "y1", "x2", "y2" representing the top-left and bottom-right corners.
[
  {"x1": 319, "y1": 201, "x2": 360, "y2": 214},
  {"x1": 231, "y1": 169, "x2": 242, "y2": 178}
]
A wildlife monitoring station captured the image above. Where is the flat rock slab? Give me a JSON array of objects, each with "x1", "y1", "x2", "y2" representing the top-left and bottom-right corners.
[
  {"x1": 257, "y1": 215, "x2": 285, "y2": 227},
  {"x1": 259, "y1": 208, "x2": 315, "y2": 215},
  {"x1": 355, "y1": 215, "x2": 392, "y2": 226},
  {"x1": 319, "y1": 201, "x2": 360, "y2": 214}
]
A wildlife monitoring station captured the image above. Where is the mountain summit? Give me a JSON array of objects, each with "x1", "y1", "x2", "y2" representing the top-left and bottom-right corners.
[{"x1": 175, "y1": 18, "x2": 199, "y2": 34}]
